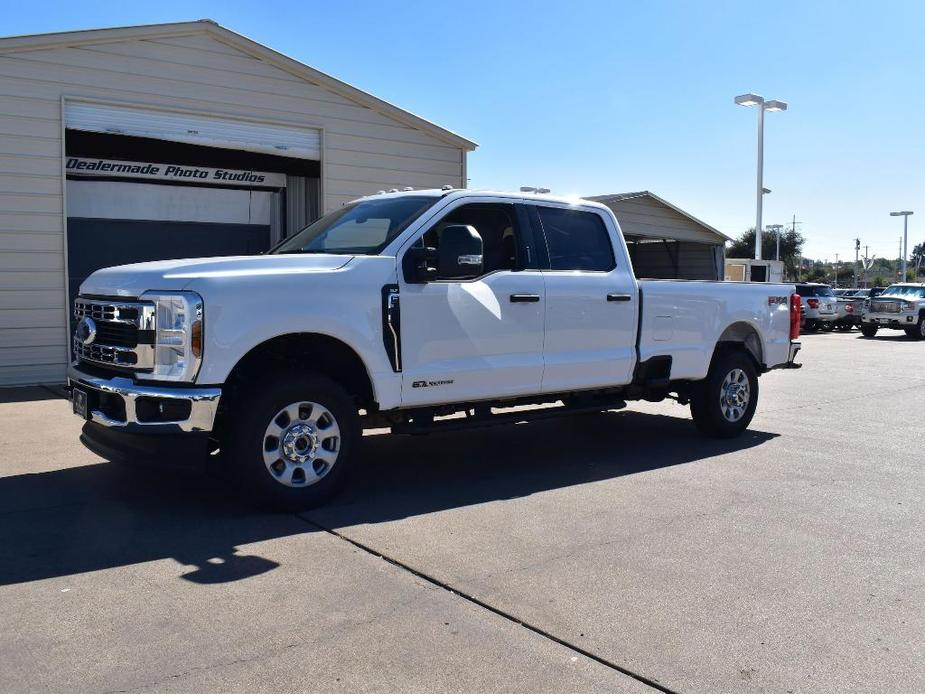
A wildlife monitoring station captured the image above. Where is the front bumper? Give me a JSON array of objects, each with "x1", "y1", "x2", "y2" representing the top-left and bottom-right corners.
[
  {"x1": 67, "y1": 365, "x2": 221, "y2": 433},
  {"x1": 862, "y1": 312, "x2": 917, "y2": 328}
]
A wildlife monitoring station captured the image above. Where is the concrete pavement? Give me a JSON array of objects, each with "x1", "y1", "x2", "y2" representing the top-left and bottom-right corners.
[{"x1": 1, "y1": 331, "x2": 922, "y2": 692}]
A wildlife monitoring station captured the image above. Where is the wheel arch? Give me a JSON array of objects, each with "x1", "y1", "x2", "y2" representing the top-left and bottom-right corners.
[
  {"x1": 714, "y1": 321, "x2": 764, "y2": 371},
  {"x1": 220, "y1": 332, "x2": 377, "y2": 416}
]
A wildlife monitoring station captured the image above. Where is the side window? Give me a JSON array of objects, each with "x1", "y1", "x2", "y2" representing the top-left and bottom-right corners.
[
  {"x1": 536, "y1": 207, "x2": 615, "y2": 272},
  {"x1": 421, "y1": 203, "x2": 523, "y2": 276}
]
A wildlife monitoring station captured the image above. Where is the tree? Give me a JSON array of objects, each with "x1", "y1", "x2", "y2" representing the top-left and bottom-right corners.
[
  {"x1": 912, "y1": 241, "x2": 925, "y2": 277},
  {"x1": 727, "y1": 227, "x2": 805, "y2": 279}
]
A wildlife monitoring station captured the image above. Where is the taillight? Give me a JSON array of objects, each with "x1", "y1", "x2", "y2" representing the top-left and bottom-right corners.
[
  {"x1": 807, "y1": 298, "x2": 819, "y2": 309},
  {"x1": 790, "y1": 293, "x2": 801, "y2": 340},
  {"x1": 845, "y1": 304, "x2": 854, "y2": 313}
]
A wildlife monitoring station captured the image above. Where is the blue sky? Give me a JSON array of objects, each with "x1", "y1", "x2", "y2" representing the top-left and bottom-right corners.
[{"x1": 4, "y1": 0, "x2": 923, "y2": 262}]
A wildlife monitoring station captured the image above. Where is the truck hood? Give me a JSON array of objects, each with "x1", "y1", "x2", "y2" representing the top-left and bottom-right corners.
[{"x1": 80, "y1": 254, "x2": 355, "y2": 297}]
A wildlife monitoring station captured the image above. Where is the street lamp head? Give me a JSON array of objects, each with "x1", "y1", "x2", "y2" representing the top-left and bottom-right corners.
[
  {"x1": 762, "y1": 187, "x2": 771, "y2": 194},
  {"x1": 890, "y1": 211, "x2": 913, "y2": 216},
  {"x1": 735, "y1": 93, "x2": 764, "y2": 107},
  {"x1": 763, "y1": 100, "x2": 788, "y2": 112}
]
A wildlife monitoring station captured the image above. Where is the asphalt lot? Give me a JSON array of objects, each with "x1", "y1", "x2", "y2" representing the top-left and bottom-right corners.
[{"x1": 1, "y1": 330, "x2": 923, "y2": 693}]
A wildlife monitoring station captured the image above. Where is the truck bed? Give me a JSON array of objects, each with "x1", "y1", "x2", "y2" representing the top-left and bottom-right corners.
[{"x1": 637, "y1": 279, "x2": 796, "y2": 380}]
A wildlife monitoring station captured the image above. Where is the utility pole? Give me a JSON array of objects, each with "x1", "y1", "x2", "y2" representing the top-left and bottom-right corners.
[
  {"x1": 854, "y1": 238, "x2": 860, "y2": 288},
  {"x1": 834, "y1": 253, "x2": 839, "y2": 287}
]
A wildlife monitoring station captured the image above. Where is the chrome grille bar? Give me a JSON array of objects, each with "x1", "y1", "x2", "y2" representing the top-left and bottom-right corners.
[{"x1": 73, "y1": 297, "x2": 156, "y2": 371}]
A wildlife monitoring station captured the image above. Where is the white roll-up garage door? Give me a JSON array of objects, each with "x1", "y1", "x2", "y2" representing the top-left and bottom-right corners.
[{"x1": 65, "y1": 102, "x2": 321, "y2": 160}]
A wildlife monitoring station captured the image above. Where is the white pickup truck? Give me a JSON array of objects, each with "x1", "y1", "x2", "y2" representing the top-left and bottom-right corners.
[{"x1": 68, "y1": 189, "x2": 802, "y2": 509}]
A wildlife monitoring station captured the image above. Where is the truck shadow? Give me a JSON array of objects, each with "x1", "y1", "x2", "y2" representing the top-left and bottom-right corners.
[{"x1": 0, "y1": 410, "x2": 777, "y2": 587}]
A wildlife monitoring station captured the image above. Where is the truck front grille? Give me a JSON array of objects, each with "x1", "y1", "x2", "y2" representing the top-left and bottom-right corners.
[
  {"x1": 73, "y1": 298, "x2": 156, "y2": 371},
  {"x1": 870, "y1": 301, "x2": 900, "y2": 313}
]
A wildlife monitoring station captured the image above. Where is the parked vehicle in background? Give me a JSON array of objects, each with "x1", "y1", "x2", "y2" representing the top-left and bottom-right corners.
[
  {"x1": 65, "y1": 189, "x2": 803, "y2": 510},
  {"x1": 860, "y1": 283, "x2": 925, "y2": 339},
  {"x1": 834, "y1": 289, "x2": 865, "y2": 331},
  {"x1": 796, "y1": 283, "x2": 838, "y2": 332}
]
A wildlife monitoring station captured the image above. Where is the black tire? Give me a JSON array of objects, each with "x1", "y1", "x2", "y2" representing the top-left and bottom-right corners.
[
  {"x1": 860, "y1": 324, "x2": 878, "y2": 338},
  {"x1": 821, "y1": 321, "x2": 835, "y2": 332},
  {"x1": 836, "y1": 323, "x2": 852, "y2": 332},
  {"x1": 689, "y1": 349, "x2": 759, "y2": 439},
  {"x1": 803, "y1": 319, "x2": 818, "y2": 332},
  {"x1": 905, "y1": 316, "x2": 925, "y2": 340},
  {"x1": 224, "y1": 371, "x2": 361, "y2": 511}
]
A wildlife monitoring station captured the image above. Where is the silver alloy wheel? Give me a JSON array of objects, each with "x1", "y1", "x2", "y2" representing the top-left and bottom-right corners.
[
  {"x1": 262, "y1": 401, "x2": 341, "y2": 487},
  {"x1": 920, "y1": 319, "x2": 925, "y2": 337},
  {"x1": 719, "y1": 368, "x2": 750, "y2": 422}
]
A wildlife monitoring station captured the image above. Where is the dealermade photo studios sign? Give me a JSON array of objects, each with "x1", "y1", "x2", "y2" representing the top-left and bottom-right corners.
[{"x1": 65, "y1": 157, "x2": 286, "y2": 188}]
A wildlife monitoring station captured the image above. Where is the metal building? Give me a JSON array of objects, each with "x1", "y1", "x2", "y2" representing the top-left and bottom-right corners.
[
  {"x1": 0, "y1": 20, "x2": 476, "y2": 386},
  {"x1": 587, "y1": 191, "x2": 729, "y2": 281}
]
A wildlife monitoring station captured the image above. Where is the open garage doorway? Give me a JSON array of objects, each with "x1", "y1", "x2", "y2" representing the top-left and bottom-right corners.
[{"x1": 64, "y1": 129, "x2": 321, "y2": 318}]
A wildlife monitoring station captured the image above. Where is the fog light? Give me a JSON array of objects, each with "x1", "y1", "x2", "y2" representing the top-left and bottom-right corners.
[{"x1": 136, "y1": 397, "x2": 192, "y2": 422}]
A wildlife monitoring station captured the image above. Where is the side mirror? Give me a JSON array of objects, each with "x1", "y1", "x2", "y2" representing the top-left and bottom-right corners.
[
  {"x1": 405, "y1": 245, "x2": 438, "y2": 283},
  {"x1": 437, "y1": 225, "x2": 483, "y2": 279}
]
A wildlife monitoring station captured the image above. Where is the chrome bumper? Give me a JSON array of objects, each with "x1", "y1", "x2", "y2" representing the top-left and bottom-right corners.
[{"x1": 67, "y1": 365, "x2": 221, "y2": 433}]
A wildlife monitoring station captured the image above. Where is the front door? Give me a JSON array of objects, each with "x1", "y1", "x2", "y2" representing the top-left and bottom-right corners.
[{"x1": 398, "y1": 202, "x2": 546, "y2": 407}]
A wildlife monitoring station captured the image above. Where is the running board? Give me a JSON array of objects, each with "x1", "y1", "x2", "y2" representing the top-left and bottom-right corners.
[{"x1": 391, "y1": 397, "x2": 628, "y2": 435}]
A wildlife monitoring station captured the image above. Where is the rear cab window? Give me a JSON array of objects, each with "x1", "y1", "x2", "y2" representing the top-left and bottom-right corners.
[{"x1": 534, "y1": 206, "x2": 615, "y2": 272}]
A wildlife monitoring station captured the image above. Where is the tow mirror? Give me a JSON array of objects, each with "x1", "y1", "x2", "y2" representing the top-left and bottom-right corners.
[
  {"x1": 406, "y1": 245, "x2": 438, "y2": 283},
  {"x1": 437, "y1": 225, "x2": 483, "y2": 279}
]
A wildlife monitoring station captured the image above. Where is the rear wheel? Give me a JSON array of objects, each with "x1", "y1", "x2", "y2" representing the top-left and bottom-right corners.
[
  {"x1": 803, "y1": 319, "x2": 818, "y2": 332},
  {"x1": 690, "y1": 349, "x2": 759, "y2": 439},
  {"x1": 821, "y1": 321, "x2": 835, "y2": 332},
  {"x1": 224, "y1": 371, "x2": 361, "y2": 510},
  {"x1": 860, "y1": 324, "x2": 879, "y2": 338}
]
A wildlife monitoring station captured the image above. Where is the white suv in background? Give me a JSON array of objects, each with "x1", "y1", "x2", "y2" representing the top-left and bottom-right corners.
[
  {"x1": 795, "y1": 283, "x2": 838, "y2": 332},
  {"x1": 860, "y1": 283, "x2": 925, "y2": 339}
]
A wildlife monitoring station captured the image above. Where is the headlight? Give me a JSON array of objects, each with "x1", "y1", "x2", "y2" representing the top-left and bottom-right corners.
[
  {"x1": 137, "y1": 291, "x2": 203, "y2": 382},
  {"x1": 905, "y1": 302, "x2": 917, "y2": 313}
]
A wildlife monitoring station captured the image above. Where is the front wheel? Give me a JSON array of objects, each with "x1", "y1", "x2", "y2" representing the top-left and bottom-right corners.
[
  {"x1": 689, "y1": 350, "x2": 759, "y2": 439},
  {"x1": 904, "y1": 316, "x2": 925, "y2": 340},
  {"x1": 860, "y1": 324, "x2": 878, "y2": 338},
  {"x1": 224, "y1": 371, "x2": 361, "y2": 510}
]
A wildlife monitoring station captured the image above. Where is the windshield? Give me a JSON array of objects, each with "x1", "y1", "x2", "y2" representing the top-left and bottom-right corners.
[
  {"x1": 880, "y1": 285, "x2": 925, "y2": 298},
  {"x1": 272, "y1": 195, "x2": 438, "y2": 255}
]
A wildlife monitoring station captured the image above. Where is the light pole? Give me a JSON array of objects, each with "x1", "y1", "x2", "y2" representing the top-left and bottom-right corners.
[
  {"x1": 890, "y1": 210, "x2": 913, "y2": 280},
  {"x1": 834, "y1": 253, "x2": 839, "y2": 287},
  {"x1": 735, "y1": 93, "x2": 788, "y2": 260}
]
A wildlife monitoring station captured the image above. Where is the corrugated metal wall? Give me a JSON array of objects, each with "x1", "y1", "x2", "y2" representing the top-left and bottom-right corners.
[{"x1": 0, "y1": 32, "x2": 466, "y2": 385}]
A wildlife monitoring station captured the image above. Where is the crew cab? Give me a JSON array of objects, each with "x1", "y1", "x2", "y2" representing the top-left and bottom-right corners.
[
  {"x1": 67, "y1": 189, "x2": 802, "y2": 509},
  {"x1": 860, "y1": 283, "x2": 925, "y2": 339}
]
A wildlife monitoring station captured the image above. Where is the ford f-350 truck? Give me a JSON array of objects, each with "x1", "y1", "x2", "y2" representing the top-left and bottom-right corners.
[{"x1": 68, "y1": 189, "x2": 802, "y2": 509}]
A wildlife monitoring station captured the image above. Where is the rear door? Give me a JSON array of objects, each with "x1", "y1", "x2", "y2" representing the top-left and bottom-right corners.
[{"x1": 529, "y1": 203, "x2": 637, "y2": 393}]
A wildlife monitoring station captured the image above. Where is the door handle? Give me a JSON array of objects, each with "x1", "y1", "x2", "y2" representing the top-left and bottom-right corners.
[
  {"x1": 510, "y1": 293, "x2": 541, "y2": 303},
  {"x1": 607, "y1": 293, "x2": 633, "y2": 302}
]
